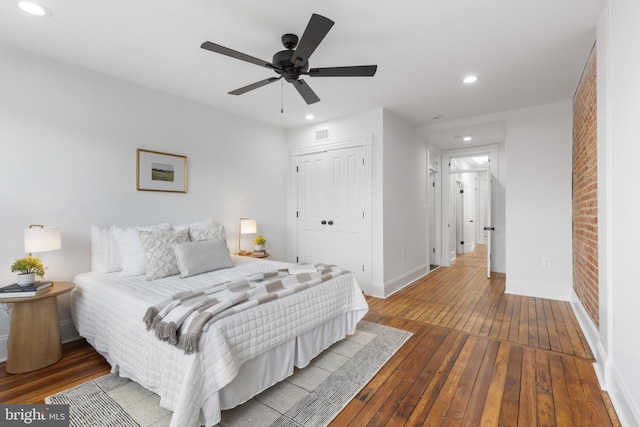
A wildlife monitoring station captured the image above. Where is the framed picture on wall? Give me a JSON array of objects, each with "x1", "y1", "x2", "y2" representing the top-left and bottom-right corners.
[{"x1": 137, "y1": 149, "x2": 188, "y2": 193}]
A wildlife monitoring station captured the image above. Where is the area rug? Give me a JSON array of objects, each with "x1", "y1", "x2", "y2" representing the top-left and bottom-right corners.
[{"x1": 45, "y1": 321, "x2": 412, "y2": 427}]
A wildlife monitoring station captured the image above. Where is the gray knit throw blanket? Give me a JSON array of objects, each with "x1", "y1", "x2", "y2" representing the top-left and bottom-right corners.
[{"x1": 143, "y1": 264, "x2": 347, "y2": 354}]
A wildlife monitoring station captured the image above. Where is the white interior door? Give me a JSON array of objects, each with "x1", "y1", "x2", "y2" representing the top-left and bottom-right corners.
[
  {"x1": 486, "y1": 171, "x2": 494, "y2": 278},
  {"x1": 297, "y1": 152, "x2": 331, "y2": 264},
  {"x1": 296, "y1": 146, "x2": 366, "y2": 283},
  {"x1": 456, "y1": 180, "x2": 464, "y2": 254},
  {"x1": 476, "y1": 173, "x2": 488, "y2": 245},
  {"x1": 462, "y1": 178, "x2": 476, "y2": 251},
  {"x1": 428, "y1": 171, "x2": 437, "y2": 267}
]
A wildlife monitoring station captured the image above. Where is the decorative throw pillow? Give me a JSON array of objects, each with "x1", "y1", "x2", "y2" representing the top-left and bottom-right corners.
[
  {"x1": 90, "y1": 225, "x2": 121, "y2": 273},
  {"x1": 175, "y1": 238, "x2": 233, "y2": 278},
  {"x1": 112, "y1": 223, "x2": 171, "y2": 276},
  {"x1": 189, "y1": 225, "x2": 226, "y2": 242},
  {"x1": 139, "y1": 229, "x2": 190, "y2": 280}
]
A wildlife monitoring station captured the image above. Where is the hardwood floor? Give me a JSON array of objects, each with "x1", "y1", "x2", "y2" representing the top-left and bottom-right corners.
[
  {"x1": 334, "y1": 246, "x2": 620, "y2": 427},
  {"x1": 0, "y1": 246, "x2": 620, "y2": 426}
]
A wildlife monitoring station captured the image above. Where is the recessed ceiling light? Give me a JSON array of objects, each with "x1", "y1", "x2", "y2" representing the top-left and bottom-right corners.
[
  {"x1": 305, "y1": 114, "x2": 315, "y2": 120},
  {"x1": 18, "y1": 1, "x2": 51, "y2": 16},
  {"x1": 463, "y1": 135, "x2": 473, "y2": 142},
  {"x1": 463, "y1": 75, "x2": 478, "y2": 84}
]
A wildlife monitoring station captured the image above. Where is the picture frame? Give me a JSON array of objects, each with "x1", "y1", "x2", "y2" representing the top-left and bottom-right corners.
[{"x1": 137, "y1": 149, "x2": 188, "y2": 193}]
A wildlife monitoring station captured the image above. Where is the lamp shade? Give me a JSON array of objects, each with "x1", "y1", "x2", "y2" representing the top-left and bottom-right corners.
[
  {"x1": 240, "y1": 219, "x2": 257, "y2": 234},
  {"x1": 24, "y1": 225, "x2": 61, "y2": 253}
]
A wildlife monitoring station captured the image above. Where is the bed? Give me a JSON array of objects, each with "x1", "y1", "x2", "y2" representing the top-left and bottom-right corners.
[{"x1": 71, "y1": 222, "x2": 369, "y2": 427}]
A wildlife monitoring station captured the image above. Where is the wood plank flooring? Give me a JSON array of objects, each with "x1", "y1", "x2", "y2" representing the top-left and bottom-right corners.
[
  {"x1": 335, "y1": 246, "x2": 619, "y2": 426},
  {"x1": 0, "y1": 245, "x2": 620, "y2": 426}
]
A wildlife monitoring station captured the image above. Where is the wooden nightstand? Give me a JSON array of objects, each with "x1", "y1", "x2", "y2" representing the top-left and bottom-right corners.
[
  {"x1": 0, "y1": 281, "x2": 75, "y2": 374},
  {"x1": 237, "y1": 252, "x2": 269, "y2": 259}
]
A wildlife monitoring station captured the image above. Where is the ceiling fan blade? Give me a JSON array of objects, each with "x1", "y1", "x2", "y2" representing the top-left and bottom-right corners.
[
  {"x1": 291, "y1": 14, "x2": 334, "y2": 68},
  {"x1": 293, "y1": 79, "x2": 320, "y2": 104},
  {"x1": 229, "y1": 77, "x2": 282, "y2": 95},
  {"x1": 201, "y1": 41, "x2": 277, "y2": 70},
  {"x1": 307, "y1": 65, "x2": 378, "y2": 77}
]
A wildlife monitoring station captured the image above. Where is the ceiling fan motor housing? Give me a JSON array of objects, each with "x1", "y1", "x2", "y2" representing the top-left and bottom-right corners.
[
  {"x1": 281, "y1": 33, "x2": 298, "y2": 50},
  {"x1": 273, "y1": 49, "x2": 308, "y2": 82}
]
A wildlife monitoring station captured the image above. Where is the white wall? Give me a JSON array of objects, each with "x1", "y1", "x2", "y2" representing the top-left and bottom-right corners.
[
  {"x1": 505, "y1": 101, "x2": 574, "y2": 301},
  {"x1": 382, "y1": 110, "x2": 429, "y2": 295},
  {"x1": 0, "y1": 44, "x2": 288, "y2": 360},
  {"x1": 593, "y1": 0, "x2": 640, "y2": 424}
]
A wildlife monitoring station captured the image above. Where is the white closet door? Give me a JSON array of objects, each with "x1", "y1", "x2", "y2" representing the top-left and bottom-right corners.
[
  {"x1": 297, "y1": 152, "x2": 331, "y2": 265},
  {"x1": 296, "y1": 146, "x2": 366, "y2": 282}
]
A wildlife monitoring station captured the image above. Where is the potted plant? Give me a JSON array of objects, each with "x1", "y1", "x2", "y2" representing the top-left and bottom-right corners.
[
  {"x1": 252, "y1": 235, "x2": 266, "y2": 251},
  {"x1": 10, "y1": 256, "x2": 47, "y2": 286}
]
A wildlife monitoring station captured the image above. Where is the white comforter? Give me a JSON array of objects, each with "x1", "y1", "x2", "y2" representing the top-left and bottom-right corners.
[{"x1": 71, "y1": 256, "x2": 368, "y2": 427}]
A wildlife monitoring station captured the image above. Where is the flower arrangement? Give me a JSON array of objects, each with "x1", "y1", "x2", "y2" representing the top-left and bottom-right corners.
[
  {"x1": 10, "y1": 256, "x2": 47, "y2": 278},
  {"x1": 252, "y1": 235, "x2": 266, "y2": 246}
]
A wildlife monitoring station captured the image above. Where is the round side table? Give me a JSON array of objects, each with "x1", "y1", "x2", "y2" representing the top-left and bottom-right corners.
[{"x1": 0, "y1": 281, "x2": 75, "y2": 374}]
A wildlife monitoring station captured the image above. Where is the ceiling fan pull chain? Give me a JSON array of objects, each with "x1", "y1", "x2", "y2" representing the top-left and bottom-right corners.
[{"x1": 281, "y1": 79, "x2": 284, "y2": 114}]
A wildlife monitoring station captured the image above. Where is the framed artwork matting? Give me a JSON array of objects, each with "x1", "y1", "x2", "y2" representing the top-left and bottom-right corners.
[{"x1": 137, "y1": 149, "x2": 188, "y2": 193}]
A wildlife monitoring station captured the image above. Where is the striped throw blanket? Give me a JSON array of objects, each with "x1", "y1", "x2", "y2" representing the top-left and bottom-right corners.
[{"x1": 143, "y1": 264, "x2": 347, "y2": 354}]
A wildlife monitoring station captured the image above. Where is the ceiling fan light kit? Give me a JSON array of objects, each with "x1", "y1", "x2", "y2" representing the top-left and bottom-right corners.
[{"x1": 201, "y1": 13, "x2": 377, "y2": 105}]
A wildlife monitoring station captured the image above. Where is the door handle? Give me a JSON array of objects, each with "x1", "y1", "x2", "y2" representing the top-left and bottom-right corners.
[
  {"x1": 328, "y1": 220, "x2": 334, "y2": 225},
  {"x1": 321, "y1": 220, "x2": 327, "y2": 225},
  {"x1": 483, "y1": 227, "x2": 495, "y2": 231}
]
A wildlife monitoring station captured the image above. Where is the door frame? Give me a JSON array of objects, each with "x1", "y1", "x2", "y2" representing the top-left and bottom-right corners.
[
  {"x1": 427, "y1": 149, "x2": 442, "y2": 272},
  {"x1": 440, "y1": 144, "x2": 498, "y2": 269},
  {"x1": 289, "y1": 135, "x2": 373, "y2": 293}
]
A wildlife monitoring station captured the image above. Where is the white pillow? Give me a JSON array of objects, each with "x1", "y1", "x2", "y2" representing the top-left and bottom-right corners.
[
  {"x1": 189, "y1": 225, "x2": 226, "y2": 242},
  {"x1": 139, "y1": 229, "x2": 190, "y2": 280},
  {"x1": 90, "y1": 225, "x2": 121, "y2": 273},
  {"x1": 175, "y1": 239, "x2": 233, "y2": 278},
  {"x1": 113, "y1": 223, "x2": 171, "y2": 276},
  {"x1": 172, "y1": 219, "x2": 215, "y2": 231}
]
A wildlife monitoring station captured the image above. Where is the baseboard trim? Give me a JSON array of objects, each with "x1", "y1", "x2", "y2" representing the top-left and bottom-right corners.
[
  {"x1": 570, "y1": 290, "x2": 640, "y2": 427},
  {"x1": 570, "y1": 290, "x2": 605, "y2": 380},
  {"x1": 609, "y1": 366, "x2": 640, "y2": 427},
  {"x1": 383, "y1": 264, "x2": 430, "y2": 298},
  {"x1": 505, "y1": 279, "x2": 571, "y2": 302}
]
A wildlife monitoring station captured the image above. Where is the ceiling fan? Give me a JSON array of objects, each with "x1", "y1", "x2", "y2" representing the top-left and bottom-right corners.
[{"x1": 200, "y1": 13, "x2": 377, "y2": 105}]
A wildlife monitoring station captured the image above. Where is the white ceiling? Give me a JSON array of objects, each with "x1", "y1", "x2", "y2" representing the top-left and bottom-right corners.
[{"x1": 0, "y1": 0, "x2": 604, "y2": 148}]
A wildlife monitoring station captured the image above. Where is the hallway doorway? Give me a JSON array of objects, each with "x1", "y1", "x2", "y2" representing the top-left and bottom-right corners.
[{"x1": 441, "y1": 144, "x2": 498, "y2": 278}]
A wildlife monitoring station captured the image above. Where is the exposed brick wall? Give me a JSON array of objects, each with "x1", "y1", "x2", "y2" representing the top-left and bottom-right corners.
[{"x1": 573, "y1": 44, "x2": 599, "y2": 327}]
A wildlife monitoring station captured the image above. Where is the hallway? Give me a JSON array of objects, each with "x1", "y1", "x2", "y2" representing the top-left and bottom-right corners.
[{"x1": 333, "y1": 245, "x2": 620, "y2": 426}]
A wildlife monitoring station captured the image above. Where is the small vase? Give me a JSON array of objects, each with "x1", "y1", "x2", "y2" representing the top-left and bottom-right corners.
[
  {"x1": 17, "y1": 273, "x2": 35, "y2": 286},
  {"x1": 254, "y1": 244, "x2": 265, "y2": 251}
]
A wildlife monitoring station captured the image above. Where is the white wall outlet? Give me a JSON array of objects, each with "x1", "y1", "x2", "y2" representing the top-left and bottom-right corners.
[{"x1": 542, "y1": 258, "x2": 551, "y2": 268}]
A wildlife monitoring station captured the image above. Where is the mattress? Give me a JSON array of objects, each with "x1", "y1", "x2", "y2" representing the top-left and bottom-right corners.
[{"x1": 71, "y1": 256, "x2": 368, "y2": 427}]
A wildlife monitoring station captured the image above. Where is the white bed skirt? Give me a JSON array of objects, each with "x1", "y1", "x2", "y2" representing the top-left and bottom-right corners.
[{"x1": 215, "y1": 311, "x2": 361, "y2": 414}]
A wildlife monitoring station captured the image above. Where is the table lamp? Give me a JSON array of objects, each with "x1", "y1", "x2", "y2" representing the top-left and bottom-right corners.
[
  {"x1": 24, "y1": 225, "x2": 61, "y2": 256},
  {"x1": 238, "y1": 218, "x2": 256, "y2": 255}
]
